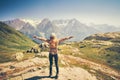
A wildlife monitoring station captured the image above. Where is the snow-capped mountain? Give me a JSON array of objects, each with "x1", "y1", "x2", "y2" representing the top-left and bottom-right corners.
[
  {"x1": 62, "y1": 19, "x2": 98, "y2": 41},
  {"x1": 37, "y1": 18, "x2": 60, "y2": 38},
  {"x1": 3, "y1": 18, "x2": 120, "y2": 41},
  {"x1": 20, "y1": 18, "x2": 41, "y2": 27},
  {"x1": 20, "y1": 23, "x2": 39, "y2": 38},
  {"x1": 52, "y1": 19, "x2": 69, "y2": 28}
]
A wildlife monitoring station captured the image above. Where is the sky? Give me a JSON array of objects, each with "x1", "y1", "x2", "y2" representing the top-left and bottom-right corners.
[{"x1": 0, "y1": 0, "x2": 120, "y2": 26}]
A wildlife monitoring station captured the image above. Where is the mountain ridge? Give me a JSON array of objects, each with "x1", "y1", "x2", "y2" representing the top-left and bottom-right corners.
[{"x1": 3, "y1": 18, "x2": 120, "y2": 41}]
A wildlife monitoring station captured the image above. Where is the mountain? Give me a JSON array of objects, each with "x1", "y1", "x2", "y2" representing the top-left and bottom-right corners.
[
  {"x1": 62, "y1": 19, "x2": 98, "y2": 41},
  {"x1": 4, "y1": 19, "x2": 41, "y2": 40},
  {"x1": 20, "y1": 23, "x2": 40, "y2": 39},
  {"x1": 0, "y1": 22, "x2": 36, "y2": 53},
  {"x1": 4, "y1": 19, "x2": 26, "y2": 30},
  {"x1": 37, "y1": 18, "x2": 60, "y2": 38},
  {"x1": 4, "y1": 18, "x2": 40, "y2": 30},
  {"x1": 3, "y1": 18, "x2": 120, "y2": 41},
  {"x1": 52, "y1": 19, "x2": 69, "y2": 28},
  {"x1": 20, "y1": 18, "x2": 40, "y2": 27}
]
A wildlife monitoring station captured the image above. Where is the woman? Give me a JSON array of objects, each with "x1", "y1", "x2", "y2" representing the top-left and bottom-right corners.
[{"x1": 33, "y1": 33, "x2": 73, "y2": 78}]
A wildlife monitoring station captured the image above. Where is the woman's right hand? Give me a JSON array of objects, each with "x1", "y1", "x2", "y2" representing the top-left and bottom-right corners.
[{"x1": 68, "y1": 36, "x2": 74, "y2": 39}]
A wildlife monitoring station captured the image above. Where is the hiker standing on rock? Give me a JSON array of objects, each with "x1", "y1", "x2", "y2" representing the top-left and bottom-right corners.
[{"x1": 33, "y1": 33, "x2": 73, "y2": 78}]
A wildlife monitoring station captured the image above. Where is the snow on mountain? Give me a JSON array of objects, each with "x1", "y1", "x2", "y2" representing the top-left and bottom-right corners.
[
  {"x1": 52, "y1": 19, "x2": 69, "y2": 28},
  {"x1": 20, "y1": 23, "x2": 36, "y2": 36},
  {"x1": 62, "y1": 19, "x2": 98, "y2": 41},
  {"x1": 20, "y1": 18, "x2": 41, "y2": 27},
  {"x1": 37, "y1": 18, "x2": 60, "y2": 38},
  {"x1": 3, "y1": 18, "x2": 120, "y2": 41}
]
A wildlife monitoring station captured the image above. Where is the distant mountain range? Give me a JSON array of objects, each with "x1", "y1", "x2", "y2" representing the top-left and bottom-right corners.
[{"x1": 3, "y1": 18, "x2": 120, "y2": 41}]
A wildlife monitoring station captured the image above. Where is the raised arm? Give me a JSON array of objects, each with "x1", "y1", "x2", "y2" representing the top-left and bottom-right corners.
[
  {"x1": 33, "y1": 35, "x2": 49, "y2": 42},
  {"x1": 59, "y1": 36, "x2": 73, "y2": 43}
]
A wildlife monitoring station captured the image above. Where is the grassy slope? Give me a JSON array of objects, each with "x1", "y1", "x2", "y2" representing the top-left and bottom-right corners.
[
  {"x1": 58, "y1": 41, "x2": 120, "y2": 80},
  {"x1": 0, "y1": 22, "x2": 36, "y2": 62},
  {"x1": 60, "y1": 41, "x2": 120, "y2": 71}
]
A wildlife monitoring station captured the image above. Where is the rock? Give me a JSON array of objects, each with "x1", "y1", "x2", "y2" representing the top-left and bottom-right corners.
[
  {"x1": 15, "y1": 52, "x2": 24, "y2": 61},
  {"x1": 9, "y1": 65, "x2": 15, "y2": 69},
  {"x1": 61, "y1": 60, "x2": 66, "y2": 65},
  {"x1": 91, "y1": 44, "x2": 101, "y2": 48},
  {"x1": 90, "y1": 69, "x2": 96, "y2": 73},
  {"x1": 28, "y1": 69, "x2": 36, "y2": 72},
  {"x1": 37, "y1": 67, "x2": 42, "y2": 70}
]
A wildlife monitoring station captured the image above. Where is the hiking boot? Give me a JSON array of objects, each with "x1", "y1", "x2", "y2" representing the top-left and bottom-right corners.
[
  {"x1": 49, "y1": 74, "x2": 52, "y2": 77},
  {"x1": 55, "y1": 74, "x2": 58, "y2": 79}
]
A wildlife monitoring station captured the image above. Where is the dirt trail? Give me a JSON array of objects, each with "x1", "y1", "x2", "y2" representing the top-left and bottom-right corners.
[{"x1": 9, "y1": 67, "x2": 97, "y2": 80}]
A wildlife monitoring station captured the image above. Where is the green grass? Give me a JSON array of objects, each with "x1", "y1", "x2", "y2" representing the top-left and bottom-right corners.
[
  {"x1": 59, "y1": 41, "x2": 120, "y2": 71},
  {"x1": 0, "y1": 22, "x2": 36, "y2": 63},
  {"x1": 72, "y1": 41, "x2": 120, "y2": 70},
  {"x1": 59, "y1": 41, "x2": 119, "y2": 79},
  {"x1": 23, "y1": 53, "x2": 35, "y2": 60},
  {"x1": 0, "y1": 53, "x2": 15, "y2": 63},
  {"x1": 59, "y1": 45, "x2": 73, "y2": 55}
]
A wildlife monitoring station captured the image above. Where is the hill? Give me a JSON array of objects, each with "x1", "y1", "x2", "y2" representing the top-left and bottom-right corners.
[
  {"x1": 0, "y1": 22, "x2": 36, "y2": 62},
  {"x1": 84, "y1": 32, "x2": 120, "y2": 42},
  {"x1": 70, "y1": 32, "x2": 120, "y2": 70}
]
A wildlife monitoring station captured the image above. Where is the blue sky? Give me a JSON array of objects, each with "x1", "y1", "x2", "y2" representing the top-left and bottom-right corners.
[{"x1": 0, "y1": 0, "x2": 120, "y2": 26}]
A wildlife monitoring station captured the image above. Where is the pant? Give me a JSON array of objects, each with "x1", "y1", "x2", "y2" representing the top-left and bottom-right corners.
[{"x1": 49, "y1": 53, "x2": 59, "y2": 75}]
